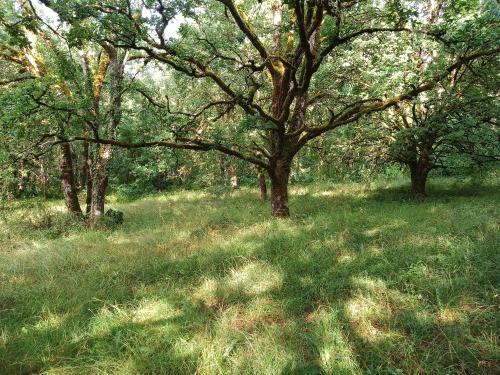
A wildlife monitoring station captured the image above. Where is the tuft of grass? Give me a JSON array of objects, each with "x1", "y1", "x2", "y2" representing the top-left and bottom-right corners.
[{"x1": 0, "y1": 177, "x2": 499, "y2": 374}]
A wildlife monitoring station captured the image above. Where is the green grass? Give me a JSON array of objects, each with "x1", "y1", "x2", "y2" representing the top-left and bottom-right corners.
[{"x1": 0, "y1": 178, "x2": 499, "y2": 374}]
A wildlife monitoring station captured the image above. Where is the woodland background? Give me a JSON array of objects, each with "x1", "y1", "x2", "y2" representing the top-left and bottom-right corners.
[{"x1": 0, "y1": 0, "x2": 499, "y2": 374}]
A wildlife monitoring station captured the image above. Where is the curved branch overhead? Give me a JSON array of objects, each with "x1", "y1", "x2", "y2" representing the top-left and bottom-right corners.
[{"x1": 1, "y1": 0, "x2": 498, "y2": 217}]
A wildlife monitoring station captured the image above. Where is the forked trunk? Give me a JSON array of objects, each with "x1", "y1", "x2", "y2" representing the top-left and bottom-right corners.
[
  {"x1": 59, "y1": 142, "x2": 82, "y2": 215},
  {"x1": 88, "y1": 48, "x2": 126, "y2": 219},
  {"x1": 270, "y1": 158, "x2": 291, "y2": 217}
]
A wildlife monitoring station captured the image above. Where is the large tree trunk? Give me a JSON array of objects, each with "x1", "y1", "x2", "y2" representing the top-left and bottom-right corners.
[
  {"x1": 59, "y1": 142, "x2": 82, "y2": 215},
  {"x1": 257, "y1": 168, "x2": 267, "y2": 201},
  {"x1": 270, "y1": 158, "x2": 291, "y2": 217},
  {"x1": 409, "y1": 162, "x2": 430, "y2": 197}
]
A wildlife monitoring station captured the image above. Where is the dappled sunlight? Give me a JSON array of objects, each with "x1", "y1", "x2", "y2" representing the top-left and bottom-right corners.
[
  {"x1": 88, "y1": 304, "x2": 131, "y2": 336},
  {"x1": 46, "y1": 204, "x2": 67, "y2": 213},
  {"x1": 367, "y1": 244, "x2": 383, "y2": 256},
  {"x1": 396, "y1": 233, "x2": 443, "y2": 249},
  {"x1": 151, "y1": 190, "x2": 210, "y2": 203},
  {"x1": 413, "y1": 309, "x2": 434, "y2": 326},
  {"x1": 87, "y1": 299, "x2": 183, "y2": 341},
  {"x1": 228, "y1": 262, "x2": 283, "y2": 296},
  {"x1": 350, "y1": 320, "x2": 386, "y2": 343},
  {"x1": 350, "y1": 276, "x2": 387, "y2": 293},
  {"x1": 194, "y1": 278, "x2": 219, "y2": 307},
  {"x1": 363, "y1": 219, "x2": 407, "y2": 237},
  {"x1": 0, "y1": 272, "x2": 33, "y2": 286},
  {"x1": 226, "y1": 186, "x2": 254, "y2": 197},
  {"x1": 110, "y1": 227, "x2": 191, "y2": 248},
  {"x1": 346, "y1": 295, "x2": 381, "y2": 323},
  {"x1": 193, "y1": 262, "x2": 283, "y2": 309},
  {"x1": 50, "y1": 358, "x2": 139, "y2": 375},
  {"x1": 24, "y1": 240, "x2": 46, "y2": 252},
  {"x1": 298, "y1": 275, "x2": 314, "y2": 288},
  {"x1": 1, "y1": 180, "x2": 499, "y2": 374},
  {"x1": 223, "y1": 221, "x2": 273, "y2": 240},
  {"x1": 305, "y1": 308, "x2": 362, "y2": 374},
  {"x1": 311, "y1": 187, "x2": 369, "y2": 200},
  {"x1": 290, "y1": 185, "x2": 312, "y2": 196},
  {"x1": 321, "y1": 231, "x2": 348, "y2": 249},
  {"x1": 313, "y1": 190, "x2": 338, "y2": 197},
  {"x1": 0, "y1": 330, "x2": 7, "y2": 348},
  {"x1": 208, "y1": 219, "x2": 307, "y2": 257},
  {"x1": 337, "y1": 251, "x2": 357, "y2": 264},
  {"x1": 34, "y1": 311, "x2": 67, "y2": 331},
  {"x1": 131, "y1": 299, "x2": 181, "y2": 324},
  {"x1": 0, "y1": 241, "x2": 53, "y2": 272},
  {"x1": 435, "y1": 308, "x2": 464, "y2": 325},
  {"x1": 345, "y1": 278, "x2": 415, "y2": 345},
  {"x1": 195, "y1": 298, "x2": 294, "y2": 374}
]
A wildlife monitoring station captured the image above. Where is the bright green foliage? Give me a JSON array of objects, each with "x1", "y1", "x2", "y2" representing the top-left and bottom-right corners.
[
  {"x1": 0, "y1": 1, "x2": 499, "y2": 371},
  {"x1": 1, "y1": 0, "x2": 498, "y2": 203}
]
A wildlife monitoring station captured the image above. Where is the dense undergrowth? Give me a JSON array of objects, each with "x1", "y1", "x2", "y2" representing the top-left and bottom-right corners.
[{"x1": 0, "y1": 178, "x2": 499, "y2": 374}]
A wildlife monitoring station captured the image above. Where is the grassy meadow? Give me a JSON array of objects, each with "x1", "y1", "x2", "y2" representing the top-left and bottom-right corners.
[{"x1": 0, "y1": 178, "x2": 499, "y2": 374}]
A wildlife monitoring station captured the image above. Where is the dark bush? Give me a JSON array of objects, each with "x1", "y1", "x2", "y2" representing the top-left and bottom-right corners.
[{"x1": 104, "y1": 208, "x2": 124, "y2": 226}]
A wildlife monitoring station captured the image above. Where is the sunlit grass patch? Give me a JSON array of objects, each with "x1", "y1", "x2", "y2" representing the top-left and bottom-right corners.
[{"x1": 1, "y1": 178, "x2": 499, "y2": 374}]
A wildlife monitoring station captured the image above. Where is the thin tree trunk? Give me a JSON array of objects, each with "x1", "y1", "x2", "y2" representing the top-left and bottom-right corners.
[
  {"x1": 219, "y1": 154, "x2": 226, "y2": 183},
  {"x1": 257, "y1": 168, "x2": 267, "y2": 201},
  {"x1": 80, "y1": 140, "x2": 89, "y2": 191},
  {"x1": 228, "y1": 164, "x2": 238, "y2": 190},
  {"x1": 17, "y1": 159, "x2": 26, "y2": 197},
  {"x1": 90, "y1": 144, "x2": 111, "y2": 218},
  {"x1": 59, "y1": 142, "x2": 82, "y2": 215},
  {"x1": 82, "y1": 139, "x2": 93, "y2": 214},
  {"x1": 86, "y1": 177, "x2": 92, "y2": 214},
  {"x1": 39, "y1": 159, "x2": 49, "y2": 199}
]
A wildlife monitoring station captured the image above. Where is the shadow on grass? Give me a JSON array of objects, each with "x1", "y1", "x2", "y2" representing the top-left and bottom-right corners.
[
  {"x1": 1, "y1": 180, "x2": 498, "y2": 374},
  {"x1": 367, "y1": 178, "x2": 500, "y2": 202}
]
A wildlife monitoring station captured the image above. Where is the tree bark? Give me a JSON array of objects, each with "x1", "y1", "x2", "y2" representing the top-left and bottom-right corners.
[
  {"x1": 39, "y1": 159, "x2": 49, "y2": 199},
  {"x1": 270, "y1": 158, "x2": 291, "y2": 217},
  {"x1": 88, "y1": 47, "x2": 127, "y2": 219},
  {"x1": 257, "y1": 168, "x2": 267, "y2": 201},
  {"x1": 80, "y1": 140, "x2": 88, "y2": 190},
  {"x1": 227, "y1": 164, "x2": 238, "y2": 190},
  {"x1": 89, "y1": 144, "x2": 111, "y2": 218},
  {"x1": 59, "y1": 142, "x2": 82, "y2": 215},
  {"x1": 84, "y1": 142, "x2": 93, "y2": 214},
  {"x1": 409, "y1": 162, "x2": 430, "y2": 197}
]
